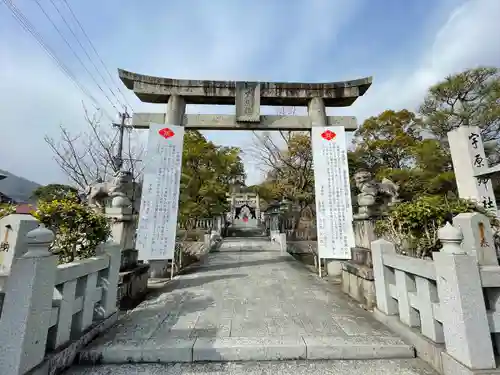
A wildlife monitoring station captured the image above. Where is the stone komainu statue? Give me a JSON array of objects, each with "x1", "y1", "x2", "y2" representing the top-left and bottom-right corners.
[
  {"x1": 353, "y1": 170, "x2": 401, "y2": 219},
  {"x1": 84, "y1": 170, "x2": 138, "y2": 209}
]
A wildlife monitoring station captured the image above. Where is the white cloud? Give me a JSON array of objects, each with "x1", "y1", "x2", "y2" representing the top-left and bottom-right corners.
[{"x1": 336, "y1": 0, "x2": 500, "y2": 122}]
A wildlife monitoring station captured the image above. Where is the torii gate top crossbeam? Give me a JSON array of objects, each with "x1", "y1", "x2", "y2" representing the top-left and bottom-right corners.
[{"x1": 118, "y1": 69, "x2": 372, "y2": 107}]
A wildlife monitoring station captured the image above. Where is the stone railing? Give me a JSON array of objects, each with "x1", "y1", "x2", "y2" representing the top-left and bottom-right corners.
[
  {"x1": 0, "y1": 226, "x2": 121, "y2": 375},
  {"x1": 282, "y1": 215, "x2": 317, "y2": 241},
  {"x1": 372, "y1": 212, "x2": 500, "y2": 375},
  {"x1": 177, "y1": 218, "x2": 218, "y2": 231}
]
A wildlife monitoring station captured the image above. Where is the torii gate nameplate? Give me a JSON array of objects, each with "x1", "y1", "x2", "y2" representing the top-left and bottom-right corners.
[{"x1": 235, "y1": 82, "x2": 260, "y2": 123}]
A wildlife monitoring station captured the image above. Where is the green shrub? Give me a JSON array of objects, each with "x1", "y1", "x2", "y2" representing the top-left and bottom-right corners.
[
  {"x1": 375, "y1": 195, "x2": 497, "y2": 258},
  {"x1": 32, "y1": 198, "x2": 111, "y2": 264},
  {"x1": 0, "y1": 203, "x2": 15, "y2": 220}
]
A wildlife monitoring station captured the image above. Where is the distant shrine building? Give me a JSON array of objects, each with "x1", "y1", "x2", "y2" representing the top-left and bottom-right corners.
[{"x1": 226, "y1": 176, "x2": 261, "y2": 223}]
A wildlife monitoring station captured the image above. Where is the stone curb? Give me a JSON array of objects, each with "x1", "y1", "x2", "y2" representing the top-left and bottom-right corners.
[
  {"x1": 78, "y1": 335, "x2": 415, "y2": 364},
  {"x1": 146, "y1": 241, "x2": 217, "y2": 289},
  {"x1": 372, "y1": 309, "x2": 445, "y2": 374}
]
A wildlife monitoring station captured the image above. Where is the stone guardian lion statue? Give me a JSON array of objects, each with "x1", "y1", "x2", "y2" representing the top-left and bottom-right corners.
[
  {"x1": 84, "y1": 170, "x2": 134, "y2": 209},
  {"x1": 353, "y1": 170, "x2": 401, "y2": 219}
]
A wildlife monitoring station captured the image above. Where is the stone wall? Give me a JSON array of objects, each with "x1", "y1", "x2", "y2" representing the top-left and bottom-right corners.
[
  {"x1": 286, "y1": 240, "x2": 317, "y2": 254},
  {"x1": 283, "y1": 205, "x2": 317, "y2": 241},
  {"x1": 341, "y1": 247, "x2": 375, "y2": 310},
  {"x1": 117, "y1": 249, "x2": 149, "y2": 310},
  {"x1": 118, "y1": 265, "x2": 149, "y2": 310}
]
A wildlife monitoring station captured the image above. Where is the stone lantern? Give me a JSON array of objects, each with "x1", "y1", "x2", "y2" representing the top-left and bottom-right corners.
[
  {"x1": 229, "y1": 174, "x2": 245, "y2": 194},
  {"x1": 266, "y1": 200, "x2": 281, "y2": 232},
  {"x1": 278, "y1": 199, "x2": 290, "y2": 232}
]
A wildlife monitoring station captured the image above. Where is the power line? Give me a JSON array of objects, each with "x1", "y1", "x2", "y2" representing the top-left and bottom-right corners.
[
  {"x1": 47, "y1": 0, "x2": 125, "y2": 111},
  {"x1": 61, "y1": 0, "x2": 134, "y2": 112},
  {"x1": 33, "y1": 0, "x2": 120, "y2": 115},
  {"x1": 1, "y1": 0, "x2": 111, "y2": 119}
]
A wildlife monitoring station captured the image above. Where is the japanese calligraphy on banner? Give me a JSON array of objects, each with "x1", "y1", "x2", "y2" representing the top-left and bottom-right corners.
[
  {"x1": 136, "y1": 123, "x2": 185, "y2": 261},
  {"x1": 448, "y1": 126, "x2": 497, "y2": 214},
  {"x1": 311, "y1": 125, "x2": 354, "y2": 259}
]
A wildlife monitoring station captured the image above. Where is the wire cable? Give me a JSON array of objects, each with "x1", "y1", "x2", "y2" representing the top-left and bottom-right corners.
[
  {"x1": 33, "y1": 0, "x2": 120, "y2": 116},
  {"x1": 1, "y1": 0, "x2": 112, "y2": 120},
  {"x1": 61, "y1": 0, "x2": 134, "y2": 112},
  {"x1": 48, "y1": 0, "x2": 125, "y2": 111}
]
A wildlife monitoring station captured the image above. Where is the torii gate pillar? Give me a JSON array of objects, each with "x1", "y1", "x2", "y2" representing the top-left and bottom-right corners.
[{"x1": 166, "y1": 95, "x2": 186, "y2": 124}]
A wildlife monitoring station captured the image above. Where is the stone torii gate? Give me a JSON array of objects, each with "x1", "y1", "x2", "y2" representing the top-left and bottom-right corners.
[{"x1": 118, "y1": 69, "x2": 372, "y2": 277}]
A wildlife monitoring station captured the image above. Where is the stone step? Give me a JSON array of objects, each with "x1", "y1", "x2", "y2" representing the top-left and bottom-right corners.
[
  {"x1": 77, "y1": 335, "x2": 415, "y2": 365},
  {"x1": 225, "y1": 229, "x2": 267, "y2": 238},
  {"x1": 66, "y1": 358, "x2": 439, "y2": 375},
  {"x1": 223, "y1": 237, "x2": 271, "y2": 242}
]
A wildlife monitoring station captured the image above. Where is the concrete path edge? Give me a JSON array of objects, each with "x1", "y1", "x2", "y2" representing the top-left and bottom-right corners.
[{"x1": 77, "y1": 335, "x2": 415, "y2": 364}]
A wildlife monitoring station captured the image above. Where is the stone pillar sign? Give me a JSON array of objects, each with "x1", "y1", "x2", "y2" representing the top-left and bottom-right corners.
[
  {"x1": 136, "y1": 123, "x2": 184, "y2": 265},
  {"x1": 0, "y1": 214, "x2": 40, "y2": 274},
  {"x1": 311, "y1": 125, "x2": 354, "y2": 260},
  {"x1": 448, "y1": 126, "x2": 497, "y2": 213}
]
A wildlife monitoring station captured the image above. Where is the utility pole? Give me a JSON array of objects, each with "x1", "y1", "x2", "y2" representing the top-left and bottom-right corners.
[{"x1": 112, "y1": 108, "x2": 130, "y2": 171}]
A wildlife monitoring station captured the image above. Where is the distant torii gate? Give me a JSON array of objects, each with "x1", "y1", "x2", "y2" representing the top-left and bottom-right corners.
[{"x1": 118, "y1": 69, "x2": 372, "y2": 278}]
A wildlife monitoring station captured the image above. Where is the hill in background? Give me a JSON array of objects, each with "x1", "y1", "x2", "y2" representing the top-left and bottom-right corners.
[{"x1": 0, "y1": 169, "x2": 41, "y2": 203}]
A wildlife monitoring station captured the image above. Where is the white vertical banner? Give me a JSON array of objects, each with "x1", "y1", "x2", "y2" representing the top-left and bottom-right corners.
[
  {"x1": 136, "y1": 123, "x2": 185, "y2": 261},
  {"x1": 448, "y1": 126, "x2": 497, "y2": 214},
  {"x1": 311, "y1": 125, "x2": 354, "y2": 259}
]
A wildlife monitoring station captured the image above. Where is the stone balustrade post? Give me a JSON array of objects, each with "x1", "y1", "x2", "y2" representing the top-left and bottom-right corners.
[
  {"x1": 371, "y1": 238, "x2": 398, "y2": 315},
  {"x1": 100, "y1": 240, "x2": 122, "y2": 318},
  {"x1": 0, "y1": 214, "x2": 41, "y2": 274},
  {"x1": 279, "y1": 233, "x2": 287, "y2": 254},
  {"x1": 215, "y1": 216, "x2": 223, "y2": 235},
  {"x1": 204, "y1": 233, "x2": 211, "y2": 250},
  {"x1": 453, "y1": 212, "x2": 498, "y2": 265},
  {"x1": 433, "y1": 222, "x2": 496, "y2": 370},
  {"x1": 0, "y1": 225, "x2": 58, "y2": 375}
]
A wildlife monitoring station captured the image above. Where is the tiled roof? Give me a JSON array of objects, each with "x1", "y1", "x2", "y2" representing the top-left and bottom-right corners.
[{"x1": 16, "y1": 204, "x2": 36, "y2": 214}]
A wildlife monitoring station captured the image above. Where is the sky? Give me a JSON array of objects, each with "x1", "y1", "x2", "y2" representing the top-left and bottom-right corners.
[{"x1": 0, "y1": 0, "x2": 499, "y2": 186}]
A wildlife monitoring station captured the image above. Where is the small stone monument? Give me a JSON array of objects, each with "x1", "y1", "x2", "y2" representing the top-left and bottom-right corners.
[
  {"x1": 340, "y1": 170, "x2": 401, "y2": 309},
  {"x1": 96, "y1": 172, "x2": 150, "y2": 309},
  {"x1": 0, "y1": 214, "x2": 40, "y2": 274}
]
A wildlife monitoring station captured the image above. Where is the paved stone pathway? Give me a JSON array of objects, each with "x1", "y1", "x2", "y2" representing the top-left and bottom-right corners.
[
  {"x1": 77, "y1": 238, "x2": 423, "y2": 367},
  {"x1": 68, "y1": 359, "x2": 438, "y2": 375}
]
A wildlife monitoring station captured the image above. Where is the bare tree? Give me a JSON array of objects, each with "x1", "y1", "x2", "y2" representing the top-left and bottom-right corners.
[
  {"x1": 249, "y1": 106, "x2": 314, "y2": 208},
  {"x1": 249, "y1": 106, "x2": 297, "y2": 175},
  {"x1": 45, "y1": 105, "x2": 145, "y2": 190}
]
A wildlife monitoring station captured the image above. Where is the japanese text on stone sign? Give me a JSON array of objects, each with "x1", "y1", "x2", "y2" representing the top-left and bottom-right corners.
[{"x1": 467, "y1": 131, "x2": 497, "y2": 212}]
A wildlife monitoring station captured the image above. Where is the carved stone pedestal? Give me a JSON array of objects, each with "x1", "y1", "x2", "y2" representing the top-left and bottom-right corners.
[
  {"x1": 353, "y1": 218, "x2": 377, "y2": 250},
  {"x1": 341, "y1": 248, "x2": 375, "y2": 310},
  {"x1": 106, "y1": 204, "x2": 136, "y2": 252},
  {"x1": 341, "y1": 218, "x2": 379, "y2": 309},
  {"x1": 105, "y1": 200, "x2": 150, "y2": 310}
]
